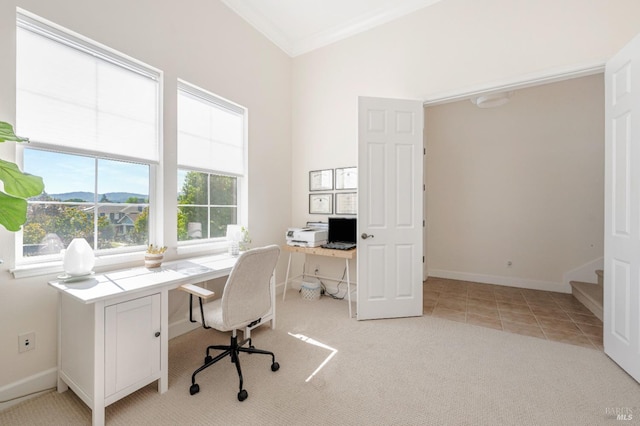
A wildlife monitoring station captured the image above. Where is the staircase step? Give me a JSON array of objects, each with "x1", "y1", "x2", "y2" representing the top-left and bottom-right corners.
[
  {"x1": 596, "y1": 269, "x2": 603, "y2": 287},
  {"x1": 570, "y1": 280, "x2": 603, "y2": 321}
]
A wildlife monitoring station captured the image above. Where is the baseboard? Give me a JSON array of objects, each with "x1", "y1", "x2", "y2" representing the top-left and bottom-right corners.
[
  {"x1": 571, "y1": 281, "x2": 603, "y2": 321},
  {"x1": 0, "y1": 367, "x2": 57, "y2": 412},
  {"x1": 168, "y1": 318, "x2": 201, "y2": 340},
  {"x1": 563, "y1": 257, "x2": 603, "y2": 287},
  {"x1": 428, "y1": 269, "x2": 571, "y2": 293}
]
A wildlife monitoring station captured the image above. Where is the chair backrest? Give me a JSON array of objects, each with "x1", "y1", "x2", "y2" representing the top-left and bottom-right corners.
[{"x1": 221, "y1": 245, "x2": 280, "y2": 330}]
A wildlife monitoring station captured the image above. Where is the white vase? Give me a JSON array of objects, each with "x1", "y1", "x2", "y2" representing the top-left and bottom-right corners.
[{"x1": 63, "y1": 238, "x2": 95, "y2": 276}]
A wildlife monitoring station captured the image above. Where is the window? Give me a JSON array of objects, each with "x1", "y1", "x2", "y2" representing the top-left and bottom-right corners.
[
  {"x1": 22, "y1": 150, "x2": 150, "y2": 257},
  {"x1": 16, "y1": 12, "x2": 160, "y2": 261},
  {"x1": 177, "y1": 171, "x2": 237, "y2": 240},
  {"x1": 177, "y1": 81, "x2": 247, "y2": 243}
]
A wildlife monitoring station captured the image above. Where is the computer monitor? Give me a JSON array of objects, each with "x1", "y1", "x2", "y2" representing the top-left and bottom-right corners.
[{"x1": 328, "y1": 217, "x2": 357, "y2": 244}]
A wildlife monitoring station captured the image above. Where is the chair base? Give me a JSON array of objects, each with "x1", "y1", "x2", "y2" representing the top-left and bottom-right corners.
[{"x1": 189, "y1": 332, "x2": 279, "y2": 401}]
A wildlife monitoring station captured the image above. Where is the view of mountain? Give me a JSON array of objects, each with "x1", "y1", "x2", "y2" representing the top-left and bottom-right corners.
[{"x1": 48, "y1": 192, "x2": 148, "y2": 203}]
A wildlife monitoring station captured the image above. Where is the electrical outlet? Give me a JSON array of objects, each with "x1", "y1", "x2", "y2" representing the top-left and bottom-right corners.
[{"x1": 19, "y1": 332, "x2": 35, "y2": 353}]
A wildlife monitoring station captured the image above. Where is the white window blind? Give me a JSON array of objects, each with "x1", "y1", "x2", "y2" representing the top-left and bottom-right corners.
[
  {"x1": 16, "y1": 14, "x2": 160, "y2": 163},
  {"x1": 177, "y1": 83, "x2": 246, "y2": 176}
]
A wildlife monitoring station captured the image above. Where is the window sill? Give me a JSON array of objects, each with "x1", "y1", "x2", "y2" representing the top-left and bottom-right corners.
[
  {"x1": 11, "y1": 250, "x2": 147, "y2": 280},
  {"x1": 176, "y1": 240, "x2": 228, "y2": 257},
  {"x1": 11, "y1": 242, "x2": 231, "y2": 279},
  {"x1": 11, "y1": 260, "x2": 63, "y2": 279}
]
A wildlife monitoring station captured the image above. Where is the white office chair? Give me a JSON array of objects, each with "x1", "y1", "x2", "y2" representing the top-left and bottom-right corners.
[{"x1": 183, "y1": 245, "x2": 281, "y2": 401}]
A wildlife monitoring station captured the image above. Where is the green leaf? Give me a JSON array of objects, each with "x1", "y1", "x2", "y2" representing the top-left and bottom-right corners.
[
  {"x1": 0, "y1": 191, "x2": 28, "y2": 231},
  {"x1": 0, "y1": 121, "x2": 29, "y2": 143},
  {"x1": 0, "y1": 158, "x2": 44, "y2": 198}
]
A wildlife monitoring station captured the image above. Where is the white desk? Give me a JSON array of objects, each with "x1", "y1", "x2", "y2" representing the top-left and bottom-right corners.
[
  {"x1": 281, "y1": 245, "x2": 356, "y2": 317},
  {"x1": 48, "y1": 253, "x2": 275, "y2": 426}
]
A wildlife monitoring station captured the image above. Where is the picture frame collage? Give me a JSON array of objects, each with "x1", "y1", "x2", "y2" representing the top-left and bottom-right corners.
[{"x1": 309, "y1": 167, "x2": 357, "y2": 215}]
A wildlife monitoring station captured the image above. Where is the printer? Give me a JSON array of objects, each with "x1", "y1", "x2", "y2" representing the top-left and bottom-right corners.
[{"x1": 286, "y1": 227, "x2": 328, "y2": 247}]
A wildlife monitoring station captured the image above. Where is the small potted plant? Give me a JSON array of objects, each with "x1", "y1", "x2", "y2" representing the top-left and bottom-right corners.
[
  {"x1": 145, "y1": 244, "x2": 167, "y2": 268},
  {"x1": 239, "y1": 226, "x2": 251, "y2": 251}
]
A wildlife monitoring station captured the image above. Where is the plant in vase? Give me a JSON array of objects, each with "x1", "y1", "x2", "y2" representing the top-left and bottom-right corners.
[
  {"x1": 239, "y1": 226, "x2": 251, "y2": 251},
  {"x1": 145, "y1": 244, "x2": 167, "y2": 268}
]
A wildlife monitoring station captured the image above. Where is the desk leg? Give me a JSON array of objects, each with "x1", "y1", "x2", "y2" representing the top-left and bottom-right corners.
[
  {"x1": 346, "y1": 258, "x2": 352, "y2": 318},
  {"x1": 92, "y1": 403, "x2": 105, "y2": 426},
  {"x1": 159, "y1": 289, "x2": 169, "y2": 394},
  {"x1": 270, "y1": 273, "x2": 276, "y2": 329},
  {"x1": 94, "y1": 302, "x2": 106, "y2": 426},
  {"x1": 282, "y1": 252, "x2": 292, "y2": 301},
  {"x1": 56, "y1": 293, "x2": 68, "y2": 393}
]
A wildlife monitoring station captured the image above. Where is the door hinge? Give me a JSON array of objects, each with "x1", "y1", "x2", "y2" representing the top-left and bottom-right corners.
[
  {"x1": 423, "y1": 147, "x2": 426, "y2": 155},
  {"x1": 423, "y1": 219, "x2": 425, "y2": 227},
  {"x1": 422, "y1": 256, "x2": 425, "y2": 263}
]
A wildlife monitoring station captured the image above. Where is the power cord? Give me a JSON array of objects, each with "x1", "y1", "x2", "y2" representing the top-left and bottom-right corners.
[
  {"x1": 299, "y1": 263, "x2": 348, "y2": 300},
  {"x1": 319, "y1": 267, "x2": 348, "y2": 300}
]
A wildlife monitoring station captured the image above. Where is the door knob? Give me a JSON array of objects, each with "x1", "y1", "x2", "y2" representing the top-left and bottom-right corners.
[
  {"x1": 361, "y1": 233, "x2": 374, "y2": 239},
  {"x1": 155, "y1": 331, "x2": 161, "y2": 338}
]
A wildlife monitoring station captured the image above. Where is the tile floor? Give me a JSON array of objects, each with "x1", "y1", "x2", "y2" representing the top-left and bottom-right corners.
[{"x1": 424, "y1": 277, "x2": 603, "y2": 350}]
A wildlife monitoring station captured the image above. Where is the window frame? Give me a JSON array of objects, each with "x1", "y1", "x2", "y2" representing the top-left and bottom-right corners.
[
  {"x1": 12, "y1": 10, "x2": 163, "y2": 275},
  {"x1": 176, "y1": 80, "x2": 248, "y2": 252}
]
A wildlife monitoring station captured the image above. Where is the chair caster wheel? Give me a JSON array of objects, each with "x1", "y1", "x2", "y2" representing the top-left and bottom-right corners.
[
  {"x1": 271, "y1": 362, "x2": 280, "y2": 372},
  {"x1": 204, "y1": 355, "x2": 212, "y2": 364},
  {"x1": 238, "y1": 389, "x2": 248, "y2": 401},
  {"x1": 189, "y1": 384, "x2": 200, "y2": 395}
]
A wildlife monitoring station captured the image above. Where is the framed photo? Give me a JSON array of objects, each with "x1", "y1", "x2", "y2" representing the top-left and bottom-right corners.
[
  {"x1": 309, "y1": 169, "x2": 333, "y2": 191},
  {"x1": 335, "y1": 192, "x2": 357, "y2": 215},
  {"x1": 309, "y1": 193, "x2": 333, "y2": 214},
  {"x1": 335, "y1": 167, "x2": 357, "y2": 190}
]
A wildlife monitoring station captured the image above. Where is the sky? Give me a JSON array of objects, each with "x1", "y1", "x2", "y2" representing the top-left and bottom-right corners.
[{"x1": 23, "y1": 148, "x2": 149, "y2": 195}]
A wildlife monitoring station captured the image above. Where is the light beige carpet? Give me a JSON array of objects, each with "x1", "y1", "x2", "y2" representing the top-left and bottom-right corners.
[{"x1": 1, "y1": 291, "x2": 639, "y2": 425}]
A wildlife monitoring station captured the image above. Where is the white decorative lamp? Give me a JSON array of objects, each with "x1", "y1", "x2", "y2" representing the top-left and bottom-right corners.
[
  {"x1": 63, "y1": 238, "x2": 95, "y2": 276},
  {"x1": 226, "y1": 225, "x2": 243, "y2": 256}
]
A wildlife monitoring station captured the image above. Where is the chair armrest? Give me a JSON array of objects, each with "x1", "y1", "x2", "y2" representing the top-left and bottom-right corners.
[{"x1": 180, "y1": 283, "x2": 216, "y2": 300}]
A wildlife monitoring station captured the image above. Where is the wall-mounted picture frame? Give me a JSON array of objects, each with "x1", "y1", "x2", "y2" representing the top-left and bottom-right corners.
[
  {"x1": 309, "y1": 169, "x2": 333, "y2": 191},
  {"x1": 335, "y1": 192, "x2": 357, "y2": 215},
  {"x1": 335, "y1": 166, "x2": 357, "y2": 190},
  {"x1": 309, "y1": 193, "x2": 333, "y2": 214}
]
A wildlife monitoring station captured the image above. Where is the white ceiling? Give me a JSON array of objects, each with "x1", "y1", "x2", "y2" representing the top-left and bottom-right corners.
[{"x1": 221, "y1": 0, "x2": 443, "y2": 57}]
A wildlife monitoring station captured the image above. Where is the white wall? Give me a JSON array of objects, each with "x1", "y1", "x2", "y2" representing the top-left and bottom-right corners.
[
  {"x1": 0, "y1": 0, "x2": 291, "y2": 395},
  {"x1": 426, "y1": 75, "x2": 604, "y2": 288},
  {"x1": 290, "y1": 0, "x2": 640, "y2": 285}
]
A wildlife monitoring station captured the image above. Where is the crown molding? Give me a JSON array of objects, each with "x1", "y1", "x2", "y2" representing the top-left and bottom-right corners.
[
  {"x1": 290, "y1": 0, "x2": 442, "y2": 57},
  {"x1": 423, "y1": 60, "x2": 606, "y2": 106},
  {"x1": 220, "y1": 0, "x2": 293, "y2": 56},
  {"x1": 222, "y1": 0, "x2": 442, "y2": 57}
]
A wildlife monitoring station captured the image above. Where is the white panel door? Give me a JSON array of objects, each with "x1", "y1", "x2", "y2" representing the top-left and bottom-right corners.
[
  {"x1": 604, "y1": 33, "x2": 640, "y2": 383},
  {"x1": 357, "y1": 96, "x2": 423, "y2": 320}
]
